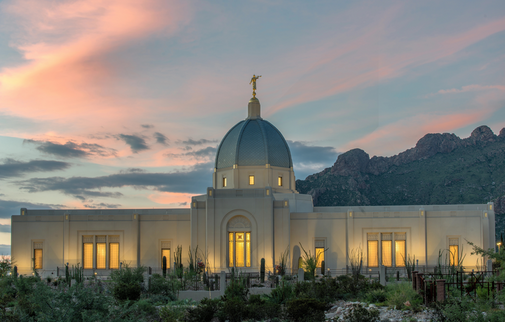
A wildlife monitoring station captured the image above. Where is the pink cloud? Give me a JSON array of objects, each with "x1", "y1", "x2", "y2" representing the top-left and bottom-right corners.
[
  {"x1": 0, "y1": 0, "x2": 191, "y2": 124},
  {"x1": 148, "y1": 192, "x2": 193, "y2": 207},
  {"x1": 264, "y1": 15, "x2": 505, "y2": 117},
  {"x1": 343, "y1": 108, "x2": 495, "y2": 157},
  {"x1": 437, "y1": 84, "x2": 505, "y2": 95}
]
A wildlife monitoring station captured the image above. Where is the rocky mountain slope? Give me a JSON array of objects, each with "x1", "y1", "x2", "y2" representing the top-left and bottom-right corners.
[{"x1": 296, "y1": 125, "x2": 505, "y2": 236}]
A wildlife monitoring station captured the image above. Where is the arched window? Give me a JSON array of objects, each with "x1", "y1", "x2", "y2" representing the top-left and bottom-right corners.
[{"x1": 227, "y1": 216, "x2": 251, "y2": 268}]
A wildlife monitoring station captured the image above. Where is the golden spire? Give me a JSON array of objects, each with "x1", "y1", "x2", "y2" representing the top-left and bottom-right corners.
[{"x1": 249, "y1": 74, "x2": 261, "y2": 98}]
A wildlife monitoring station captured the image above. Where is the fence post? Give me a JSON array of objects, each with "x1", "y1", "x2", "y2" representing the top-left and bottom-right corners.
[
  {"x1": 437, "y1": 279, "x2": 445, "y2": 302},
  {"x1": 417, "y1": 273, "x2": 424, "y2": 292},
  {"x1": 412, "y1": 271, "x2": 418, "y2": 290},
  {"x1": 379, "y1": 265, "x2": 386, "y2": 286},
  {"x1": 220, "y1": 271, "x2": 226, "y2": 296},
  {"x1": 298, "y1": 268, "x2": 304, "y2": 282}
]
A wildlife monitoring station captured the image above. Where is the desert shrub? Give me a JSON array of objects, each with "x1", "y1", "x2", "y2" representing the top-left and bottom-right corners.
[
  {"x1": 365, "y1": 289, "x2": 387, "y2": 303},
  {"x1": 285, "y1": 297, "x2": 326, "y2": 322},
  {"x1": 160, "y1": 304, "x2": 188, "y2": 322},
  {"x1": 110, "y1": 264, "x2": 146, "y2": 301},
  {"x1": 149, "y1": 274, "x2": 178, "y2": 301},
  {"x1": 266, "y1": 279, "x2": 294, "y2": 304},
  {"x1": 246, "y1": 294, "x2": 282, "y2": 320},
  {"x1": 342, "y1": 304, "x2": 380, "y2": 322},
  {"x1": 216, "y1": 296, "x2": 248, "y2": 322},
  {"x1": 223, "y1": 275, "x2": 248, "y2": 301},
  {"x1": 146, "y1": 293, "x2": 173, "y2": 305},
  {"x1": 385, "y1": 282, "x2": 422, "y2": 311},
  {"x1": 185, "y1": 297, "x2": 220, "y2": 322}
]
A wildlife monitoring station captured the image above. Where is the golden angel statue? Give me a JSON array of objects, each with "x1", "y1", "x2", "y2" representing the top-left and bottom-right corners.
[{"x1": 250, "y1": 74, "x2": 261, "y2": 97}]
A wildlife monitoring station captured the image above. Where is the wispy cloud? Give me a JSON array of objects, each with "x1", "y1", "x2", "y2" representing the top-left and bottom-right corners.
[
  {"x1": 24, "y1": 139, "x2": 116, "y2": 158},
  {"x1": 116, "y1": 134, "x2": 149, "y2": 153},
  {"x1": 427, "y1": 84, "x2": 505, "y2": 97},
  {"x1": 343, "y1": 108, "x2": 495, "y2": 157},
  {"x1": 16, "y1": 162, "x2": 212, "y2": 200},
  {"x1": 0, "y1": 0, "x2": 191, "y2": 124},
  {"x1": 0, "y1": 198, "x2": 63, "y2": 219},
  {"x1": 154, "y1": 132, "x2": 169, "y2": 146},
  {"x1": 181, "y1": 139, "x2": 219, "y2": 146},
  {"x1": 0, "y1": 224, "x2": 11, "y2": 233},
  {"x1": 0, "y1": 158, "x2": 71, "y2": 178}
]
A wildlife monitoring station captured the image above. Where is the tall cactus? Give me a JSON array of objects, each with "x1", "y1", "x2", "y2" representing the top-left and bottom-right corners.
[
  {"x1": 260, "y1": 258, "x2": 265, "y2": 283},
  {"x1": 162, "y1": 256, "x2": 167, "y2": 278},
  {"x1": 13, "y1": 266, "x2": 17, "y2": 279},
  {"x1": 321, "y1": 260, "x2": 325, "y2": 276},
  {"x1": 65, "y1": 263, "x2": 70, "y2": 287}
]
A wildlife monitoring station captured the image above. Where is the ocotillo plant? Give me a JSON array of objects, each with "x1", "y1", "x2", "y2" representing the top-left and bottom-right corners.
[
  {"x1": 260, "y1": 258, "x2": 265, "y2": 283},
  {"x1": 174, "y1": 245, "x2": 183, "y2": 278},
  {"x1": 162, "y1": 256, "x2": 167, "y2": 278},
  {"x1": 65, "y1": 263, "x2": 70, "y2": 286}
]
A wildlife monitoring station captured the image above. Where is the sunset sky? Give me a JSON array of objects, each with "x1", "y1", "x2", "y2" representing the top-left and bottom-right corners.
[{"x1": 1, "y1": 0, "x2": 504, "y2": 254}]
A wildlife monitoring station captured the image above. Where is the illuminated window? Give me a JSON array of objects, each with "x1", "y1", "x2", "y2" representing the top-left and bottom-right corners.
[
  {"x1": 229, "y1": 233, "x2": 234, "y2": 267},
  {"x1": 449, "y1": 238, "x2": 459, "y2": 266},
  {"x1": 395, "y1": 241, "x2": 406, "y2": 267},
  {"x1": 161, "y1": 249, "x2": 171, "y2": 269},
  {"x1": 109, "y1": 243, "x2": 119, "y2": 269},
  {"x1": 223, "y1": 177, "x2": 227, "y2": 187},
  {"x1": 249, "y1": 175, "x2": 255, "y2": 185},
  {"x1": 316, "y1": 247, "x2": 325, "y2": 268},
  {"x1": 228, "y1": 232, "x2": 251, "y2": 268},
  {"x1": 381, "y1": 233, "x2": 392, "y2": 267},
  {"x1": 278, "y1": 176, "x2": 283, "y2": 186},
  {"x1": 83, "y1": 243, "x2": 93, "y2": 269},
  {"x1": 246, "y1": 233, "x2": 251, "y2": 267},
  {"x1": 34, "y1": 249, "x2": 43, "y2": 269},
  {"x1": 367, "y1": 234, "x2": 379, "y2": 267},
  {"x1": 96, "y1": 243, "x2": 106, "y2": 269}
]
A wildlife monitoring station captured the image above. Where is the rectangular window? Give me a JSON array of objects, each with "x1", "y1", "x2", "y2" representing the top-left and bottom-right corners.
[
  {"x1": 316, "y1": 247, "x2": 325, "y2": 268},
  {"x1": 367, "y1": 240, "x2": 378, "y2": 267},
  {"x1": 109, "y1": 243, "x2": 119, "y2": 269},
  {"x1": 161, "y1": 249, "x2": 171, "y2": 269},
  {"x1": 381, "y1": 233, "x2": 392, "y2": 267},
  {"x1": 83, "y1": 243, "x2": 94, "y2": 269},
  {"x1": 229, "y1": 233, "x2": 234, "y2": 267},
  {"x1": 236, "y1": 232, "x2": 245, "y2": 267},
  {"x1": 449, "y1": 238, "x2": 459, "y2": 266},
  {"x1": 96, "y1": 243, "x2": 106, "y2": 269},
  {"x1": 34, "y1": 249, "x2": 43, "y2": 269},
  {"x1": 395, "y1": 240, "x2": 406, "y2": 267},
  {"x1": 223, "y1": 177, "x2": 227, "y2": 187},
  {"x1": 246, "y1": 233, "x2": 251, "y2": 267},
  {"x1": 249, "y1": 175, "x2": 255, "y2": 185},
  {"x1": 278, "y1": 176, "x2": 283, "y2": 186}
]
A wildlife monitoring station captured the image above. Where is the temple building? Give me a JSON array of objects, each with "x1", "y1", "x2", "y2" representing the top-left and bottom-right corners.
[{"x1": 11, "y1": 85, "x2": 495, "y2": 277}]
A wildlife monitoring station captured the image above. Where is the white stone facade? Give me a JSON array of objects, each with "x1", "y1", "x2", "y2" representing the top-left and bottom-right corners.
[{"x1": 11, "y1": 98, "x2": 496, "y2": 277}]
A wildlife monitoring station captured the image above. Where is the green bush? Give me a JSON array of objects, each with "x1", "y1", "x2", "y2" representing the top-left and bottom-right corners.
[
  {"x1": 185, "y1": 297, "x2": 220, "y2": 322},
  {"x1": 149, "y1": 274, "x2": 178, "y2": 301},
  {"x1": 365, "y1": 289, "x2": 387, "y2": 303},
  {"x1": 266, "y1": 279, "x2": 294, "y2": 304},
  {"x1": 285, "y1": 297, "x2": 327, "y2": 322},
  {"x1": 110, "y1": 263, "x2": 146, "y2": 301},
  {"x1": 160, "y1": 304, "x2": 188, "y2": 322},
  {"x1": 246, "y1": 294, "x2": 282, "y2": 320},
  {"x1": 342, "y1": 304, "x2": 380, "y2": 322},
  {"x1": 216, "y1": 296, "x2": 248, "y2": 322},
  {"x1": 385, "y1": 282, "x2": 423, "y2": 311}
]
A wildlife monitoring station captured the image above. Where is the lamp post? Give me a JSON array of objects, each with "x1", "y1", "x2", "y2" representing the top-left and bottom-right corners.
[{"x1": 497, "y1": 241, "x2": 502, "y2": 253}]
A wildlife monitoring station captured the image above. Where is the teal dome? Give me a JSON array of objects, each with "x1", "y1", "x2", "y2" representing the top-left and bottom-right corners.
[{"x1": 215, "y1": 119, "x2": 293, "y2": 169}]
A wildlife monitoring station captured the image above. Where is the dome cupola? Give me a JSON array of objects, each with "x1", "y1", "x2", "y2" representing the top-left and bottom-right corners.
[{"x1": 212, "y1": 76, "x2": 296, "y2": 192}]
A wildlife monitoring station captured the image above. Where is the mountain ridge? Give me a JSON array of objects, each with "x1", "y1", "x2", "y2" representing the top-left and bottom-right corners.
[{"x1": 296, "y1": 125, "x2": 505, "y2": 218}]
